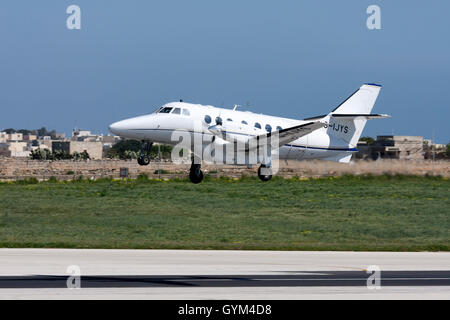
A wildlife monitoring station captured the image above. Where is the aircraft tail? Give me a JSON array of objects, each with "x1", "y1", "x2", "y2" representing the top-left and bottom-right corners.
[{"x1": 323, "y1": 83, "x2": 384, "y2": 147}]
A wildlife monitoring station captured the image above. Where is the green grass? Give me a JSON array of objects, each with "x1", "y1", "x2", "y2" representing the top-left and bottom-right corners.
[{"x1": 0, "y1": 175, "x2": 449, "y2": 251}]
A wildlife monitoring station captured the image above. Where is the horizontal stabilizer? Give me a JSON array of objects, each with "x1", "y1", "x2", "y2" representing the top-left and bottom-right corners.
[{"x1": 331, "y1": 113, "x2": 391, "y2": 119}]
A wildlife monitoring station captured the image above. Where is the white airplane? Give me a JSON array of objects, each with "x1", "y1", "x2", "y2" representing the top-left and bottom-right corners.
[{"x1": 109, "y1": 83, "x2": 389, "y2": 183}]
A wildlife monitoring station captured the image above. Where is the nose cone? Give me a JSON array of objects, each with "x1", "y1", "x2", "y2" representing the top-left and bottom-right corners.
[
  {"x1": 108, "y1": 120, "x2": 126, "y2": 136},
  {"x1": 109, "y1": 114, "x2": 156, "y2": 138}
]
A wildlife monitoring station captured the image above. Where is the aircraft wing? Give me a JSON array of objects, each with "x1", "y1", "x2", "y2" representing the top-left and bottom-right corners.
[
  {"x1": 208, "y1": 121, "x2": 325, "y2": 151},
  {"x1": 249, "y1": 121, "x2": 325, "y2": 150}
]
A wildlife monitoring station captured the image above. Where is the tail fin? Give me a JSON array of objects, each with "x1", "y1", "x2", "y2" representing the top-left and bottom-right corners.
[
  {"x1": 324, "y1": 83, "x2": 382, "y2": 147},
  {"x1": 332, "y1": 83, "x2": 382, "y2": 115}
]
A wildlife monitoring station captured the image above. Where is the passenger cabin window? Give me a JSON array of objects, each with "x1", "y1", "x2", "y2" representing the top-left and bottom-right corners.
[
  {"x1": 159, "y1": 107, "x2": 173, "y2": 113},
  {"x1": 265, "y1": 124, "x2": 272, "y2": 133},
  {"x1": 241, "y1": 120, "x2": 248, "y2": 125},
  {"x1": 204, "y1": 115, "x2": 212, "y2": 124},
  {"x1": 227, "y1": 118, "x2": 233, "y2": 122},
  {"x1": 172, "y1": 108, "x2": 181, "y2": 115},
  {"x1": 215, "y1": 116, "x2": 223, "y2": 125},
  {"x1": 254, "y1": 122, "x2": 261, "y2": 129},
  {"x1": 182, "y1": 109, "x2": 190, "y2": 116},
  {"x1": 276, "y1": 126, "x2": 282, "y2": 131}
]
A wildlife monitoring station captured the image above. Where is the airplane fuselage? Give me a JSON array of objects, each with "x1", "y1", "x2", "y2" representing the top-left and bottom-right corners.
[{"x1": 109, "y1": 102, "x2": 356, "y2": 162}]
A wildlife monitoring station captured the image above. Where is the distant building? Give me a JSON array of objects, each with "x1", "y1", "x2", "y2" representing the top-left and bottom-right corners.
[
  {"x1": 54, "y1": 133, "x2": 66, "y2": 140},
  {"x1": 1, "y1": 127, "x2": 117, "y2": 159},
  {"x1": 23, "y1": 134, "x2": 37, "y2": 141},
  {"x1": 71, "y1": 141, "x2": 103, "y2": 159},
  {"x1": 72, "y1": 129, "x2": 92, "y2": 139},
  {"x1": 7, "y1": 133, "x2": 23, "y2": 141},
  {"x1": 102, "y1": 135, "x2": 118, "y2": 144},
  {"x1": 0, "y1": 141, "x2": 30, "y2": 157},
  {"x1": 0, "y1": 143, "x2": 10, "y2": 157},
  {"x1": 52, "y1": 141, "x2": 103, "y2": 159},
  {"x1": 39, "y1": 139, "x2": 53, "y2": 151},
  {"x1": 51, "y1": 141, "x2": 70, "y2": 155},
  {"x1": 423, "y1": 139, "x2": 447, "y2": 160},
  {"x1": 356, "y1": 135, "x2": 424, "y2": 160}
]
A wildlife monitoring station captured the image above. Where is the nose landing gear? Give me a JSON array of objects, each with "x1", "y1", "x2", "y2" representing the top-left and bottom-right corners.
[
  {"x1": 189, "y1": 163, "x2": 204, "y2": 184},
  {"x1": 257, "y1": 164, "x2": 273, "y2": 182},
  {"x1": 137, "y1": 141, "x2": 152, "y2": 166}
]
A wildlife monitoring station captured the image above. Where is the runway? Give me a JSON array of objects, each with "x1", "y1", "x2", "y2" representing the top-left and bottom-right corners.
[{"x1": 0, "y1": 249, "x2": 449, "y2": 299}]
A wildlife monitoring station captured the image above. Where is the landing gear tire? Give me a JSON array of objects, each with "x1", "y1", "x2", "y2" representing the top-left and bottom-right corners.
[
  {"x1": 137, "y1": 155, "x2": 150, "y2": 166},
  {"x1": 189, "y1": 164, "x2": 204, "y2": 184},
  {"x1": 258, "y1": 165, "x2": 272, "y2": 182},
  {"x1": 137, "y1": 141, "x2": 152, "y2": 166}
]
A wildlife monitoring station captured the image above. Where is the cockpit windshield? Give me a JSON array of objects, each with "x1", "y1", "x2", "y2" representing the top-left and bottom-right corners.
[{"x1": 158, "y1": 107, "x2": 173, "y2": 114}]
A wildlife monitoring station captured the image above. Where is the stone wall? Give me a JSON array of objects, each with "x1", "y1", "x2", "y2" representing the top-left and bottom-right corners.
[{"x1": 0, "y1": 157, "x2": 448, "y2": 181}]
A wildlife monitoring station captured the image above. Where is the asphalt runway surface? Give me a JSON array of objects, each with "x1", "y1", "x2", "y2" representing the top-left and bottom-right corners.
[
  {"x1": 1, "y1": 270, "x2": 450, "y2": 288},
  {"x1": 0, "y1": 249, "x2": 449, "y2": 299}
]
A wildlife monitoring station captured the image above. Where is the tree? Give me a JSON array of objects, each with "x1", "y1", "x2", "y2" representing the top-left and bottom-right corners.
[
  {"x1": 30, "y1": 149, "x2": 72, "y2": 160},
  {"x1": 17, "y1": 129, "x2": 37, "y2": 135},
  {"x1": 446, "y1": 143, "x2": 450, "y2": 158},
  {"x1": 359, "y1": 136, "x2": 375, "y2": 145},
  {"x1": 37, "y1": 127, "x2": 49, "y2": 137},
  {"x1": 3, "y1": 128, "x2": 16, "y2": 134},
  {"x1": 105, "y1": 139, "x2": 173, "y2": 160},
  {"x1": 36, "y1": 127, "x2": 57, "y2": 139},
  {"x1": 105, "y1": 139, "x2": 141, "y2": 159},
  {"x1": 72, "y1": 151, "x2": 90, "y2": 160},
  {"x1": 30, "y1": 149, "x2": 53, "y2": 160}
]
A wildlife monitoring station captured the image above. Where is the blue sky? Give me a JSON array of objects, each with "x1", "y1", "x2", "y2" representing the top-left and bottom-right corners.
[{"x1": 0, "y1": 1, "x2": 449, "y2": 143}]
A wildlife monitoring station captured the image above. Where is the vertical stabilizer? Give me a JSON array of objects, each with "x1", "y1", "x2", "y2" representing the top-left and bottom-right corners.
[{"x1": 326, "y1": 83, "x2": 382, "y2": 147}]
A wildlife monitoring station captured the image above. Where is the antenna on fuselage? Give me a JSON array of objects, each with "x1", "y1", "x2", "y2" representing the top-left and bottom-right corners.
[{"x1": 232, "y1": 101, "x2": 251, "y2": 111}]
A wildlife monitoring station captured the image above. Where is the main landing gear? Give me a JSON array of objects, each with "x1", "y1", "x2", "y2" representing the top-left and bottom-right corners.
[
  {"x1": 189, "y1": 162, "x2": 204, "y2": 184},
  {"x1": 257, "y1": 164, "x2": 273, "y2": 182},
  {"x1": 137, "y1": 141, "x2": 152, "y2": 166}
]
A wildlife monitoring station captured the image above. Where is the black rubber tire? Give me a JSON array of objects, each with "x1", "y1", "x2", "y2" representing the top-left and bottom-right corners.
[
  {"x1": 137, "y1": 155, "x2": 150, "y2": 166},
  {"x1": 257, "y1": 166, "x2": 272, "y2": 182},
  {"x1": 189, "y1": 166, "x2": 204, "y2": 184}
]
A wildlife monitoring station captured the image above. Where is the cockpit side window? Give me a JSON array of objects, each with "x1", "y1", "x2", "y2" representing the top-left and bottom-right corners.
[
  {"x1": 172, "y1": 108, "x2": 181, "y2": 114},
  {"x1": 241, "y1": 120, "x2": 248, "y2": 125},
  {"x1": 182, "y1": 109, "x2": 190, "y2": 116},
  {"x1": 159, "y1": 107, "x2": 173, "y2": 113}
]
